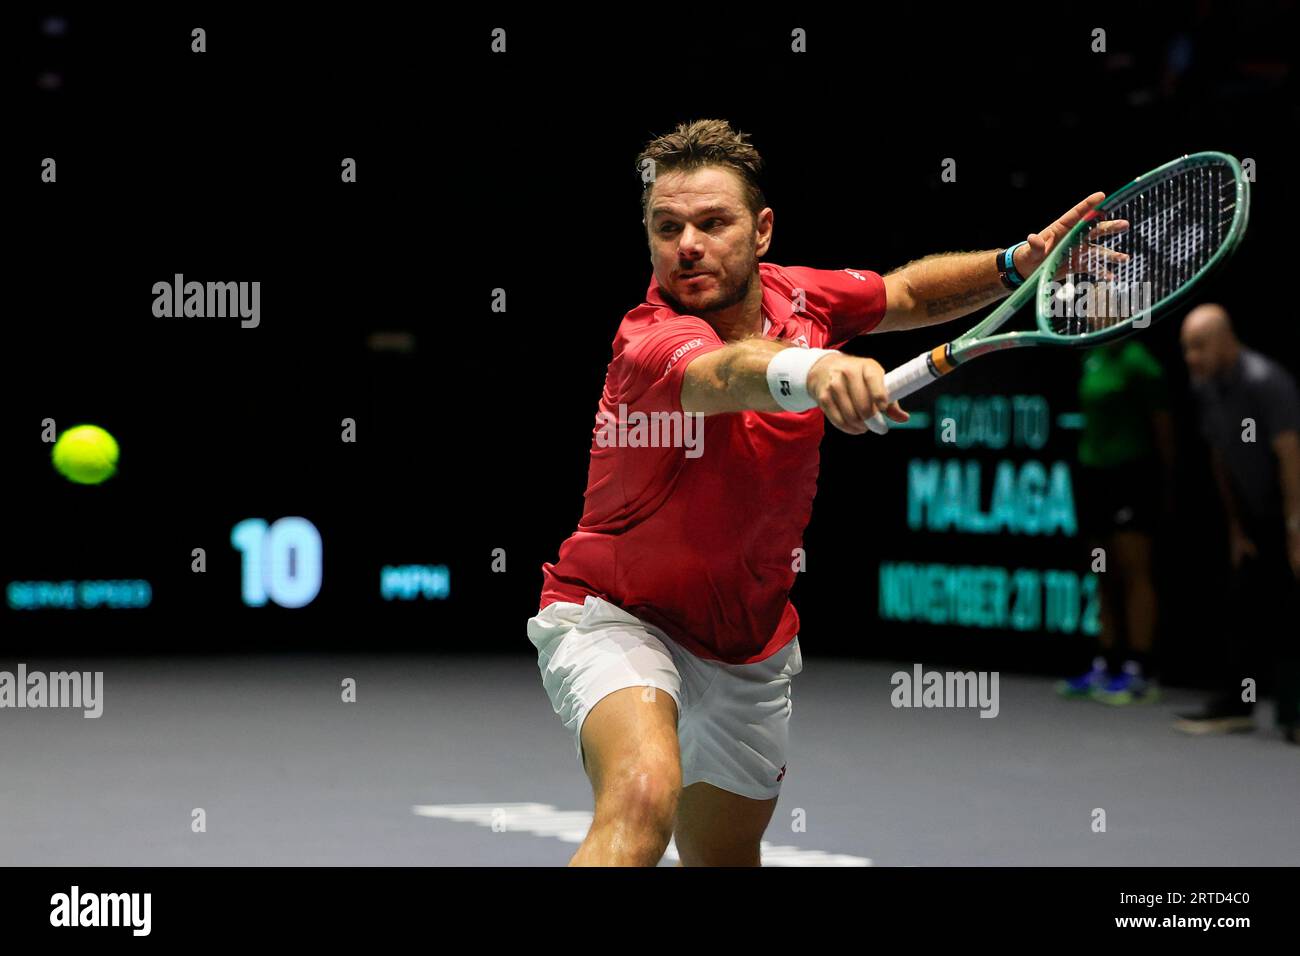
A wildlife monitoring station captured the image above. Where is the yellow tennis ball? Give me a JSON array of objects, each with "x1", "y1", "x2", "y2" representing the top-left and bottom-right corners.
[{"x1": 52, "y1": 424, "x2": 120, "y2": 485}]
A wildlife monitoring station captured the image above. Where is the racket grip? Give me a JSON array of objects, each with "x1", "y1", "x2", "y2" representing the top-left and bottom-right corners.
[{"x1": 864, "y1": 349, "x2": 947, "y2": 434}]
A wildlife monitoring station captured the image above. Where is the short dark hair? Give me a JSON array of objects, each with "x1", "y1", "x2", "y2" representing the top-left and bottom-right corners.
[{"x1": 636, "y1": 119, "x2": 767, "y2": 222}]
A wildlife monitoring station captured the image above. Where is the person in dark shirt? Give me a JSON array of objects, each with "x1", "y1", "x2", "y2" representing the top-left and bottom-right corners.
[{"x1": 1178, "y1": 304, "x2": 1300, "y2": 743}]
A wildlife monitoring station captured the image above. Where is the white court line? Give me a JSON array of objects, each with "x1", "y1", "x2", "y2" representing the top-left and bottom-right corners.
[{"x1": 412, "y1": 802, "x2": 872, "y2": 867}]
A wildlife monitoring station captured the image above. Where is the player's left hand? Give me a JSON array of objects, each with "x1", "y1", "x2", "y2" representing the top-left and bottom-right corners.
[{"x1": 1013, "y1": 193, "x2": 1131, "y2": 282}]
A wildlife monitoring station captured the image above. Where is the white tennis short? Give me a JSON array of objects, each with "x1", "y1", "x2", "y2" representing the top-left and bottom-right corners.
[{"x1": 526, "y1": 594, "x2": 803, "y2": 801}]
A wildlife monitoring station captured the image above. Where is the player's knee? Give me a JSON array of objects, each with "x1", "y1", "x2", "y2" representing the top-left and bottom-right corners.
[{"x1": 596, "y1": 761, "x2": 681, "y2": 843}]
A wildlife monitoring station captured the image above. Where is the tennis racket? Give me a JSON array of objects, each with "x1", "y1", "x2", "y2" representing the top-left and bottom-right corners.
[{"x1": 865, "y1": 151, "x2": 1251, "y2": 433}]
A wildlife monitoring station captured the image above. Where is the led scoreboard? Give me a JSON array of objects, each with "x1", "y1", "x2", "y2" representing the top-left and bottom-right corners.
[{"x1": 876, "y1": 392, "x2": 1101, "y2": 638}]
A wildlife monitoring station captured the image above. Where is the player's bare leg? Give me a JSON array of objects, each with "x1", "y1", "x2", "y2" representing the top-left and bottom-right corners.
[
  {"x1": 569, "y1": 686, "x2": 681, "y2": 866},
  {"x1": 673, "y1": 781, "x2": 778, "y2": 867}
]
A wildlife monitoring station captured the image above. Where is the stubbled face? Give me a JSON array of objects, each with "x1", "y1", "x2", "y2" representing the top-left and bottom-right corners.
[
  {"x1": 1180, "y1": 317, "x2": 1229, "y2": 383},
  {"x1": 645, "y1": 166, "x2": 771, "y2": 316}
]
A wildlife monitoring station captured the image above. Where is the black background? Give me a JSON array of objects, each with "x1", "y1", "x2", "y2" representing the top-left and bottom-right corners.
[{"x1": 6, "y1": 6, "x2": 1298, "y2": 684}]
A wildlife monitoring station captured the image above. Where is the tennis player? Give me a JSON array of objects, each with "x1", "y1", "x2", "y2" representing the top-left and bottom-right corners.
[{"x1": 529, "y1": 119, "x2": 1106, "y2": 866}]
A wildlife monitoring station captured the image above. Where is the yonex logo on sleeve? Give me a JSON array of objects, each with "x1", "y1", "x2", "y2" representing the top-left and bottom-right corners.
[
  {"x1": 664, "y1": 338, "x2": 704, "y2": 374},
  {"x1": 844, "y1": 269, "x2": 866, "y2": 281}
]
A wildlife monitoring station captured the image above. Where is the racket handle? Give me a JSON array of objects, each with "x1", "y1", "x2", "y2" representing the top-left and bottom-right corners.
[{"x1": 865, "y1": 349, "x2": 948, "y2": 434}]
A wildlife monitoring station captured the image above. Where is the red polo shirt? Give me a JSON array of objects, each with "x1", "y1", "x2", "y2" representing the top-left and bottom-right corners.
[{"x1": 540, "y1": 262, "x2": 888, "y2": 663}]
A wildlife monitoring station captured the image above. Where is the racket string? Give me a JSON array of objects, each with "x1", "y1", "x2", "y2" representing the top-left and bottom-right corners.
[{"x1": 1050, "y1": 158, "x2": 1237, "y2": 338}]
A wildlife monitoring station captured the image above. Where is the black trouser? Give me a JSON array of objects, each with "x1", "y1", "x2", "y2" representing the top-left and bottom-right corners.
[{"x1": 1217, "y1": 519, "x2": 1300, "y2": 727}]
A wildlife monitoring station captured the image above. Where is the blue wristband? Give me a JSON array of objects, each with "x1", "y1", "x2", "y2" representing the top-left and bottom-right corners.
[{"x1": 1002, "y1": 241, "x2": 1029, "y2": 285}]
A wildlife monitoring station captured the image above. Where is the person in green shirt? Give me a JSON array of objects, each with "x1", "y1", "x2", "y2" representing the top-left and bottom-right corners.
[{"x1": 1058, "y1": 340, "x2": 1175, "y2": 704}]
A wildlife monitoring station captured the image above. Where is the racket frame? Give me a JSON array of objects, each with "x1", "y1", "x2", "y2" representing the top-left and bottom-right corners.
[
  {"x1": 865, "y1": 152, "x2": 1250, "y2": 432},
  {"x1": 954, "y1": 151, "x2": 1250, "y2": 365}
]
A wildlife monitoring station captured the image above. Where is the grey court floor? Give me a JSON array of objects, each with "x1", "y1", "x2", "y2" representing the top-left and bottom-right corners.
[{"x1": 1, "y1": 655, "x2": 1296, "y2": 866}]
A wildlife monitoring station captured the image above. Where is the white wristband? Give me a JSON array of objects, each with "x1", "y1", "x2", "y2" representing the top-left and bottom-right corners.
[{"x1": 766, "y1": 347, "x2": 833, "y2": 412}]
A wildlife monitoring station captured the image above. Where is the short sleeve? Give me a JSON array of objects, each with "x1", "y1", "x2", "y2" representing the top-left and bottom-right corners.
[
  {"x1": 611, "y1": 316, "x2": 725, "y2": 413},
  {"x1": 1258, "y1": 366, "x2": 1300, "y2": 442},
  {"x1": 782, "y1": 266, "x2": 888, "y2": 347}
]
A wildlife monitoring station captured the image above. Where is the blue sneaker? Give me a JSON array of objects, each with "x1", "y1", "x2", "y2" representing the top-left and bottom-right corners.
[
  {"x1": 1056, "y1": 657, "x2": 1108, "y2": 698},
  {"x1": 1092, "y1": 662, "x2": 1160, "y2": 705}
]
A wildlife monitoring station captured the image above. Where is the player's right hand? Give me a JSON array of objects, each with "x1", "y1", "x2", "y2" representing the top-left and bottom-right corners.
[{"x1": 807, "y1": 353, "x2": 909, "y2": 435}]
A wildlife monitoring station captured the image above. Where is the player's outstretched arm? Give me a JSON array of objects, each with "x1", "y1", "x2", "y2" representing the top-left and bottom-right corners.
[
  {"x1": 877, "y1": 251, "x2": 1008, "y2": 333},
  {"x1": 874, "y1": 192, "x2": 1113, "y2": 334},
  {"x1": 682, "y1": 340, "x2": 907, "y2": 435}
]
